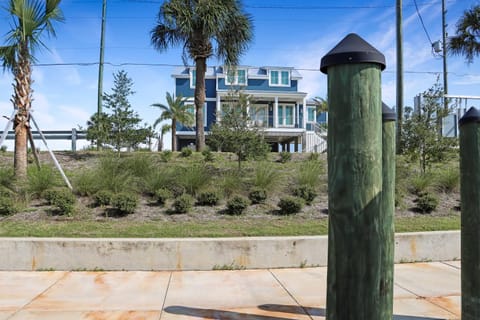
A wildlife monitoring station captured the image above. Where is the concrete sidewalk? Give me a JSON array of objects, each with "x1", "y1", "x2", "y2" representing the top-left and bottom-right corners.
[{"x1": 0, "y1": 261, "x2": 460, "y2": 320}]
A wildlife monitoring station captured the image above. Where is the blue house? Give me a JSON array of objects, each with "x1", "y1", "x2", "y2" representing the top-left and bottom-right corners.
[{"x1": 172, "y1": 66, "x2": 326, "y2": 152}]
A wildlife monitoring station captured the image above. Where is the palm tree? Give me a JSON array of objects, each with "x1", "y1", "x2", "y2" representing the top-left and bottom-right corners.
[
  {"x1": 156, "y1": 123, "x2": 171, "y2": 152},
  {"x1": 448, "y1": 5, "x2": 480, "y2": 63},
  {"x1": 152, "y1": 92, "x2": 194, "y2": 151},
  {"x1": 151, "y1": 0, "x2": 253, "y2": 151},
  {"x1": 0, "y1": 0, "x2": 64, "y2": 181},
  {"x1": 313, "y1": 97, "x2": 328, "y2": 114}
]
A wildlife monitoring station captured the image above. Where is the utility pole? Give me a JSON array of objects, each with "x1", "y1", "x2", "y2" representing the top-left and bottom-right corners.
[
  {"x1": 442, "y1": 0, "x2": 448, "y2": 112},
  {"x1": 97, "y1": 0, "x2": 107, "y2": 150},
  {"x1": 396, "y1": 0, "x2": 403, "y2": 154}
]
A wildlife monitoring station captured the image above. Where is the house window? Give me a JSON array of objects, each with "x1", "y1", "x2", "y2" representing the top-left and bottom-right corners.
[
  {"x1": 278, "y1": 104, "x2": 294, "y2": 126},
  {"x1": 189, "y1": 69, "x2": 196, "y2": 88},
  {"x1": 269, "y1": 70, "x2": 290, "y2": 87},
  {"x1": 185, "y1": 102, "x2": 207, "y2": 126},
  {"x1": 249, "y1": 105, "x2": 268, "y2": 127},
  {"x1": 225, "y1": 68, "x2": 247, "y2": 85},
  {"x1": 307, "y1": 107, "x2": 316, "y2": 122}
]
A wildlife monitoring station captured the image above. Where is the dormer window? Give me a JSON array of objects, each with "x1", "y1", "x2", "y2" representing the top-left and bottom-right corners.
[
  {"x1": 189, "y1": 69, "x2": 196, "y2": 88},
  {"x1": 269, "y1": 70, "x2": 290, "y2": 87},
  {"x1": 225, "y1": 68, "x2": 247, "y2": 85}
]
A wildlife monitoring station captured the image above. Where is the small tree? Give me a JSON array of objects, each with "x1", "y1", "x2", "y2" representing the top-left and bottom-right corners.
[
  {"x1": 156, "y1": 124, "x2": 171, "y2": 152},
  {"x1": 152, "y1": 92, "x2": 194, "y2": 151},
  {"x1": 208, "y1": 92, "x2": 270, "y2": 170},
  {"x1": 401, "y1": 81, "x2": 456, "y2": 173},
  {"x1": 86, "y1": 70, "x2": 152, "y2": 154}
]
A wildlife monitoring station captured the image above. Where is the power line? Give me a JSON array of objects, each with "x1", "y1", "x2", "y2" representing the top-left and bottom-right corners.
[{"x1": 413, "y1": 0, "x2": 434, "y2": 45}]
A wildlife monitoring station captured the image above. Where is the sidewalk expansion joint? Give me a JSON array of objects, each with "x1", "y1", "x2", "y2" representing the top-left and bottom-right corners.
[
  {"x1": 6, "y1": 271, "x2": 70, "y2": 320},
  {"x1": 268, "y1": 269, "x2": 314, "y2": 320},
  {"x1": 157, "y1": 271, "x2": 173, "y2": 320}
]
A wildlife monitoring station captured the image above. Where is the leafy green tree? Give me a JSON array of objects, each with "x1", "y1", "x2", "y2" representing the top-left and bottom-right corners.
[
  {"x1": 151, "y1": 92, "x2": 194, "y2": 151},
  {"x1": 0, "y1": 0, "x2": 64, "y2": 181},
  {"x1": 86, "y1": 70, "x2": 152, "y2": 154},
  {"x1": 208, "y1": 92, "x2": 270, "y2": 170},
  {"x1": 151, "y1": 0, "x2": 253, "y2": 151},
  {"x1": 448, "y1": 5, "x2": 480, "y2": 63},
  {"x1": 401, "y1": 81, "x2": 456, "y2": 174}
]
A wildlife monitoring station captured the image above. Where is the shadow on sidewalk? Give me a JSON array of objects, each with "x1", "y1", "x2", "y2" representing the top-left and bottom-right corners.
[
  {"x1": 258, "y1": 304, "x2": 447, "y2": 320},
  {"x1": 164, "y1": 304, "x2": 448, "y2": 319}
]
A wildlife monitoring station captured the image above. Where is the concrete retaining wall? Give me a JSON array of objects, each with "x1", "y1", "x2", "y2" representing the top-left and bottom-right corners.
[{"x1": 0, "y1": 231, "x2": 459, "y2": 271}]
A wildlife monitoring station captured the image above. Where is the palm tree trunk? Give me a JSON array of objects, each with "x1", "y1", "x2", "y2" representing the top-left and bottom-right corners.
[
  {"x1": 172, "y1": 119, "x2": 177, "y2": 151},
  {"x1": 195, "y1": 57, "x2": 207, "y2": 151},
  {"x1": 13, "y1": 45, "x2": 32, "y2": 182}
]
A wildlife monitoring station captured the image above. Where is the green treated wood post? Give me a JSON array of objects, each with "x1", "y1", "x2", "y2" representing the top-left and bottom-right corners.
[
  {"x1": 320, "y1": 33, "x2": 387, "y2": 320},
  {"x1": 381, "y1": 103, "x2": 396, "y2": 319},
  {"x1": 459, "y1": 107, "x2": 480, "y2": 320}
]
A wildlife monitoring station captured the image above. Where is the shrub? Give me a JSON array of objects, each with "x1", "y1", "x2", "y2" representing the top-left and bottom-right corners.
[
  {"x1": 28, "y1": 166, "x2": 60, "y2": 198},
  {"x1": 297, "y1": 160, "x2": 324, "y2": 188},
  {"x1": 172, "y1": 194, "x2": 194, "y2": 214},
  {"x1": 181, "y1": 147, "x2": 193, "y2": 157},
  {"x1": 177, "y1": 164, "x2": 210, "y2": 195},
  {"x1": 0, "y1": 145, "x2": 6, "y2": 153},
  {"x1": 154, "y1": 188, "x2": 172, "y2": 206},
  {"x1": 253, "y1": 162, "x2": 280, "y2": 190},
  {"x1": 73, "y1": 170, "x2": 100, "y2": 196},
  {"x1": 111, "y1": 192, "x2": 138, "y2": 214},
  {"x1": 409, "y1": 174, "x2": 433, "y2": 195},
  {"x1": 248, "y1": 188, "x2": 267, "y2": 204},
  {"x1": 44, "y1": 188, "x2": 77, "y2": 215},
  {"x1": 0, "y1": 167, "x2": 13, "y2": 188},
  {"x1": 226, "y1": 195, "x2": 250, "y2": 215},
  {"x1": 308, "y1": 153, "x2": 320, "y2": 161},
  {"x1": 278, "y1": 196, "x2": 304, "y2": 215},
  {"x1": 279, "y1": 151, "x2": 292, "y2": 163},
  {"x1": 122, "y1": 154, "x2": 154, "y2": 179},
  {"x1": 221, "y1": 170, "x2": 246, "y2": 198},
  {"x1": 434, "y1": 168, "x2": 459, "y2": 193},
  {"x1": 169, "y1": 184, "x2": 186, "y2": 197},
  {"x1": 161, "y1": 150, "x2": 173, "y2": 162},
  {"x1": 0, "y1": 196, "x2": 18, "y2": 216},
  {"x1": 97, "y1": 156, "x2": 137, "y2": 193},
  {"x1": 416, "y1": 192, "x2": 438, "y2": 214},
  {"x1": 293, "y1": 185, "x2": 317, "y2": 205},
  {"x1": 197, "y1": 190, "x2": 220, "y2": 206},
  {"x1": 93, "y1": 190, "x2": 114, "y2": 207},
  {"x1": 143, "y1": 167, "x2": 175, "y2": 195},
  {"x1": 202, "y1": 148, "x2": 214, "y2": 162}
]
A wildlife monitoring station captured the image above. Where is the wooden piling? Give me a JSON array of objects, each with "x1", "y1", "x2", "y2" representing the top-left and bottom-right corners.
[
  {"x1": 320, "y1": 33, "x2": 388, "y2": 320},
  {"x1": 459, "y1": 107, "x2": 480, "y2": 320}
]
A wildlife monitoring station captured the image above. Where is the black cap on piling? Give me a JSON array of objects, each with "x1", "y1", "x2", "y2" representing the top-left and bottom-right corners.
[
  {"x1": 320, "y1": 33, "x2": 386, "y2": 74},
  {"x1": 459, "y1": 107, "x2": 480, "y2": 127},
  {"x1": 382, "y1": 102, "x2": 396, "y2": 122}
]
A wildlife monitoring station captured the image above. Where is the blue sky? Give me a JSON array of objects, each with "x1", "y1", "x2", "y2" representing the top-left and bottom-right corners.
[{"x1": 0, "y1": 0, "x2": 479, "y2": 150}]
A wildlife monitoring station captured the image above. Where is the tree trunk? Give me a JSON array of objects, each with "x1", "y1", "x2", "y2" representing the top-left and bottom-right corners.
[
  {"x1": 171, "y1": 120, "x2": 177, "y2": 152},
  {"x1": 194, "y1": 57, "x2": 206, "y2": 151},
  {"x1": 13, "y1": 45, "x2": 32, "y2": 183}
]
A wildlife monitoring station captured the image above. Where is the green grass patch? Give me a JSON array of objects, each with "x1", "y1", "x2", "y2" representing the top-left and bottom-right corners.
[{"x1": 0, "y1": 215, "x2": 459, "y2": 238}]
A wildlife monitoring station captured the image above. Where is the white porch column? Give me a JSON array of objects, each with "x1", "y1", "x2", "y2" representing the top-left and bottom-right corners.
[
  {"x1": 303, "y1": 98, "x2": 308, "y2": 130},
  {"x1": 274, "y1": 96, "x2": 279, "y2": 128},
  {"x1": 296, "y1": 102, "x2": 300, "y2": 128},
  {"x1": 216, "y1": 95, "x2": 221, "y2": 123}
]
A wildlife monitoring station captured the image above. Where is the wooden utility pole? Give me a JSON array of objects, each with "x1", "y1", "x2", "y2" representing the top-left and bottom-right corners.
[
  {"x1": 396, "y1": 0, "x2": 403, "y2": 153},
  {"x1": 442, "y1": 0, "x2": 448, "y2": 112},
  {"x1": 459, "y1": 107, "x2": 480, "y2": 320},
  {"x1": 97, "y1": 0, "x2": 107, "y2": 150},
  {"x1": 321, "y1": 33, "x2": 390, "y2": 319}
]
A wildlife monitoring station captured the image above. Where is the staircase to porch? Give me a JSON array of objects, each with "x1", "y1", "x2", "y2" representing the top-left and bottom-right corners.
[{"x1": 303, "y1": 124, "x2": 327, "y2": 153}]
